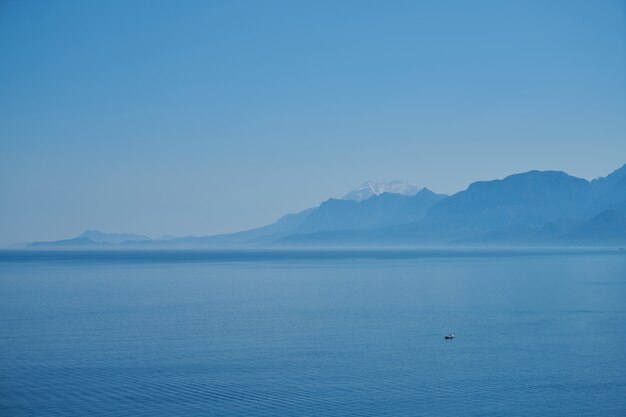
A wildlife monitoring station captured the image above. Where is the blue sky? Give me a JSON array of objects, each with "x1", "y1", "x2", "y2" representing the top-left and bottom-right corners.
[{"x1": 1, "y1": 0, "x2": 625, "y2": 245}]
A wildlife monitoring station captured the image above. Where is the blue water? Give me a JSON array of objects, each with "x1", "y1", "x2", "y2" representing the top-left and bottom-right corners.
[{"x1": 1, "y1": 249, "x2": 625, "y2": 416}]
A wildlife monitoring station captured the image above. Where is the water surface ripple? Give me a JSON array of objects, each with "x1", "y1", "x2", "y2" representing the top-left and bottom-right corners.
[{"x1": 1, "y1": 250, "x2": 625, "y2": 416}]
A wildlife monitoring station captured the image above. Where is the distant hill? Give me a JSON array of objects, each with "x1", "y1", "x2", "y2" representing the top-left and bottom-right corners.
[
  {"x1": 23, "y1": 164, "x2": 626, "y2": 248},
  {"x1": 168, "y1": 188, "x2": 446, "y2": 246},
  {"x1": 564, "y1": 201, "x2": 626, "y2": 243},
  {"x1": 78, "y1": 230, "x2": 150, "y2": 244},
  {"x1": 427, "y1": 170, "x2": 592, "y2": 230},
  {"x1": 170, "y1": 208, "x2": 316, "y2": 245},
  {"x1": 28, "y1": 231, "x2": 150, "y2": 248},
  {"x1": 26, "y1": 183, "x2": 445, "y2": 248},
  {"x1": 589, "y1": 163, "x2": 626, "y2": 213},
  {"x1": 29, "y1": 237, "x2": 107, "y2": 248},
  {"x1": 280, "y1": 164, "x2": 626, "y2": 246},
  {"x1": 295, "y1": 188, "x2": 446, "y2": 233}
]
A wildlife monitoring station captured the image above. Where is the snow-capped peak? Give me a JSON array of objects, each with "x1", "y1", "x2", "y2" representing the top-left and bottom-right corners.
[{"x1": 342, "y1": 181, "x2": 422, "y2": 202}]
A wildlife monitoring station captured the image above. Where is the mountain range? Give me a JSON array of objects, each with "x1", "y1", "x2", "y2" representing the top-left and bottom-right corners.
[
  {"x1": 342, "y1": 180, "x2": 423, "y2": 201},
  {"x1": 24, "y1": 164, "x2": 626, "y2": 248}
]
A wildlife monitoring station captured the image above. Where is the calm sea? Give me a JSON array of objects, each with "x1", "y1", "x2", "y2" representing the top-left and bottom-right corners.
[{"x1": 1, "y1": 249, "x2": 625, "y2": 416}]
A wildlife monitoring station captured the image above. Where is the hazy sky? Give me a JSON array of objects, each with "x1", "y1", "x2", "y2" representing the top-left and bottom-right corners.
[{"x1": 1, "y1": 0, "x2": 625, "y2": 245}]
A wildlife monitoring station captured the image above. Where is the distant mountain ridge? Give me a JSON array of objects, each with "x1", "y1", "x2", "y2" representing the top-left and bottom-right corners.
[
  {"x1": 29, "y1": 231, "x2": 150, "y2": 248},
  {"x1": 23, "y1": 164, "x2": 626, "y2": 248},
  {"x1": 79, "y1": 230, "x2": 150, "y2": 244},
  {"x1": 423, "y1": 170, "x2": 594, "y2": 236},
  {"x1": 297, "y1": 188, "x2": 445, "y2": 233},
  {"x1": 284, "y1": 164, "x2": 626, "y2": 246},
  {"x1": 342, "y1": 181, "x2": 422, "y2": 201}
]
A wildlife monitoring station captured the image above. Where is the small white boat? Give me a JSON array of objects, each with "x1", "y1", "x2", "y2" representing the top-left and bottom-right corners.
[{"x1": 444, "y1": 334, "x2": 455, "y2": 340}]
